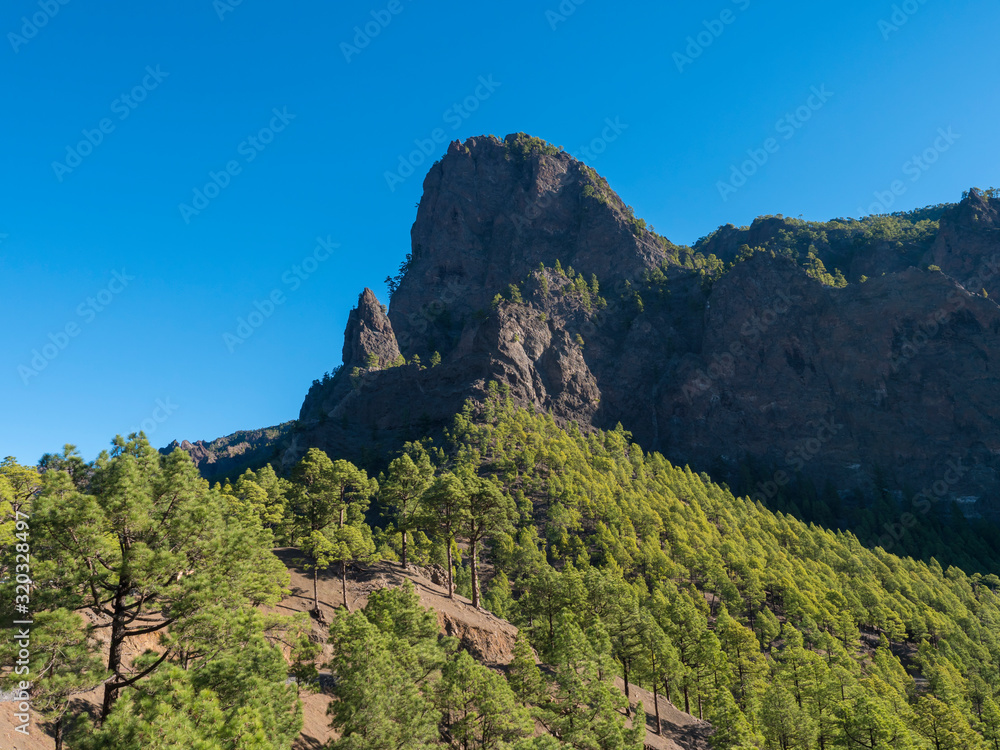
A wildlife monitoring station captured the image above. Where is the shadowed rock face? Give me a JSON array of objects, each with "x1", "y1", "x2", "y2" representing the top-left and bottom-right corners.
[
  {"x1": 185, "y1": 134, "x2": 1000, "y2": 524},
  {"x1": 388, "y1": 134, "x2": 670, "y2": 360},
  {"x1": 930, "y1": 190, "x2": 1000, "y2": 299},
  {"x1": 659, "y1": 255, "x2": 1000, "y2": 515}
]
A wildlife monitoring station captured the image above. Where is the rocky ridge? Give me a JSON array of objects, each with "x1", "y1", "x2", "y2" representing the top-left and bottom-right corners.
[{"x1": 176, "y1": 134, "x2": 1000, "y2": 527}]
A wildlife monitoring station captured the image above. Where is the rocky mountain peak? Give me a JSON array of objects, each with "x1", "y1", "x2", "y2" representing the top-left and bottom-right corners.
[
  {"x1": 191, "y1": 141, "x2": 1000, "y2": 531},
  {"x1": 931, "y1": 189, "x2": 1000, "y2": 298},
  {"x1": 388, "y1": 133, "x2": 672, "y2": 358},
  {"x1": 342, "y1": 287, "x2": 400, "y2": 370}
]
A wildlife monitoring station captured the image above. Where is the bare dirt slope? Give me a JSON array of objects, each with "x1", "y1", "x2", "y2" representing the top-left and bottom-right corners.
[
  {"x1": 2, "y1": 551, "x2": 710, "y2": 750},
  {"x1": 276, "y1": 550, "x2": 710, "y2": 750}
]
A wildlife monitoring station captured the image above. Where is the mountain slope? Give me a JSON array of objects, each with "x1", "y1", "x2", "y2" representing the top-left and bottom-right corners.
[{"x1": 180, "y1": 135, "x2": 1000, "y2": 563}]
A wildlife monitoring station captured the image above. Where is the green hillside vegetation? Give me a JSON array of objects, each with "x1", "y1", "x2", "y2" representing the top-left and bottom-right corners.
[
  {"x1": 695, "y1": 208, "x2": 946, "y2": 287},
  {"x1": 5, "y1": 390, "x2": 1000, "y2": 748}
]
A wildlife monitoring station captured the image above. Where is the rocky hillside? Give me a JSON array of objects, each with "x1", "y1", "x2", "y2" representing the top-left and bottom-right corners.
[
  {"x1": 161, "y1": 423, "x2": 294, "y2": 483},
  {"x1": 183, "y1": 134, "x2": 1000, "y2": 531}
]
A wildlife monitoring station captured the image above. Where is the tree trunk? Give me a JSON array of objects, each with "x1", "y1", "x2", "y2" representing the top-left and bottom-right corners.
[
  {"x1": 312, "y1": 564, "x2": 320, "y2": 613},
  {"x1": 470, "y1": 537, "x2": 480, "y2": 609},
  {"x1": 341, "y1": 560, "x2": 350, "y2": 612},
  {"x1": 100, "y1": 583, "x2": 128, "y2": 722},
  {"x1": 446, "y1": 538, "x2": 454, "y2": 598},
  {"x1": 54, "y1": 717, "x2": 63, "y2": 750},
  {"x1": 683, "y1": 684, "x2": 690, "y2": 715},
  {"x1": 653, "y1": 681, "x2": 661, "y2": 735},
  {"x1": 401, "y1": 530, "x2": 408, "y2": 568},
  {"x1": 623, "y1": 662, "x2": 631, "y2": 716}
]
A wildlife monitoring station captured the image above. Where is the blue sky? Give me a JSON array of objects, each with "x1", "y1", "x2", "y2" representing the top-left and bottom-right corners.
[{"x1": 2, "y1": 0, "x2": 997, "y2": 464}]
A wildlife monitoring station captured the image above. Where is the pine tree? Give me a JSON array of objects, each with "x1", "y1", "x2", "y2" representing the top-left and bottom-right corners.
[
  {"x1": 755, "y1": 606, "x2": 781, "y2": 649},
  {"x1": 290, "y1": 449, "x2": 376, "y2": 614},
  {"x1": 483, "y1": 569, "x2": 514, "y2": 620},
  {"x1": 29, "y1": 436, "x2": 288, "y2": 723},
  {"x1": 838, "y1": 685, "x2": 917, "y2": 750},
  {"x1": 0, "y1": 609, "x2": 105, "y2": 750},
  {"x1": 37, "y1": 444, "x2": 90, "y2": 489},
  {"x1": 602, "y1": 574, "x2": 645, "y2": 714},
  {"x1": 309, "y1": 524, "x2": 376, "y2": 612},
  {"x1": 380, "y1": 448, "x2": 434, "y2": 568},
  {"x1": 981, "y1": 697, "x2": 1000, "y2": 750},
  {"x1": 0, "y1": 472, "x2": 17, "y2": 549},
  {"x1": 707, "y1": 688, "x2": 760, "y2": 749},
  {"x1": 760, "y1": 682, "x2": 816, "y2": 749},
  {"x1": 327, "y1": 609, "x2": 440, "y2": 750},
  {"x1": 437, "y1": 650, "x2": 533, "y2": 748},
  {"x1": 508, "y1": 631, "x2": 546, "y2": 705},
  {"x1": 914, "y1": 695, "x2": 986, "y2": 750},
  {"x1": 457, "y1": 472, "x2": 517, "y2": 609},
  {"x1": 221, "y1": 467, "x2": 286, "y2": 531},
  {"x1": 421, "y1": 472, "x2": 469, "y2": 598},
  {"x1": 715, "y1": 605, "x2": 767, "y2": 707},
  {"x1": 541, "y1": 612, "x2": 644, "y2": 750},
  {"x1": 520, "y1": 565, "x2": 571, "y2": 657},
  {"x1": 637, "y1": 607, "x2": 680, "y2": 736}
]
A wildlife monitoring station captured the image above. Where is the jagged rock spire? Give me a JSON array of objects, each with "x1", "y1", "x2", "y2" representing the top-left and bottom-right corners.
[{"x1": 342, "y1": 288, "x2": 400, "y2": 370}]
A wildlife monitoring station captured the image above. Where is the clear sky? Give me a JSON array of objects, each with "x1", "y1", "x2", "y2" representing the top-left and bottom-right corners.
[{"x1": 2, "y1": 0, "x2": 998, "y2": 464}]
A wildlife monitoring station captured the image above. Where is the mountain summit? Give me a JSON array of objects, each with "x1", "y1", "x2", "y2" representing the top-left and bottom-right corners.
[{"x1": 185, "y1": 134, "x2": 1000, "y2": 544}]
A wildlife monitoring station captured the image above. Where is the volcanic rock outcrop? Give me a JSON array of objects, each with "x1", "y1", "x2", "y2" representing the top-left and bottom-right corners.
[{"x1": 181, "y1": 134, "x2": 1000, "y2": 524}]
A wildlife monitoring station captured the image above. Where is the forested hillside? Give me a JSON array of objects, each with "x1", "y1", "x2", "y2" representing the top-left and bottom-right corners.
[
  {"x1": 199, "y1": 135, "x2": 1000, "y2": 578},
  {"x1": 6, "y1": 388, "x2": 1000, "y2": 748}
]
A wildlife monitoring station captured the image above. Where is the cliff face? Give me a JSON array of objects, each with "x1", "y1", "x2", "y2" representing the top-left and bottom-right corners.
[
  {"x1": 930, "y1": 189, "x2": 1000, "y2": 299},
  {"x1": 389, "y1": 134, "x2": 670, "y2": 359},
  {"x1": 664, "y1": 256, "x2": 1000, "y2": 513},
  {"x1": 188, "y1": 135, "x2": 1000, "y2": 523}
]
